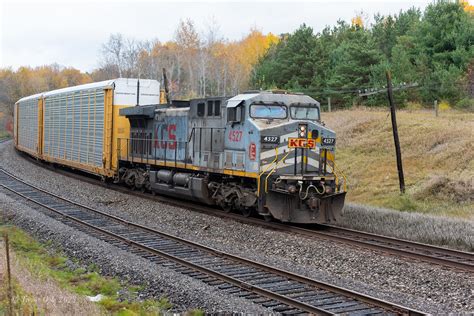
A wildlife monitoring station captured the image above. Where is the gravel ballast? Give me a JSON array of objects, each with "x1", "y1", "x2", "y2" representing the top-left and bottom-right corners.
[
  {"x1": 0, "y1": 190, "x2": 270, "y2": 313},
  {"x1": 1, "y1": 141, "x2": 473, "y2": 314}
]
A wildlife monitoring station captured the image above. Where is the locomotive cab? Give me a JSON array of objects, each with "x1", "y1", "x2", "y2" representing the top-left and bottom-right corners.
[{"x1": 224, "y1": 92, "x2": 346, "y2": 223}]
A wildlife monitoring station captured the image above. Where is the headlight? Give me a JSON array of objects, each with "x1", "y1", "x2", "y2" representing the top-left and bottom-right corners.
[{"x1": 299, "y1": 124, "x2": 307, "y2": 138}]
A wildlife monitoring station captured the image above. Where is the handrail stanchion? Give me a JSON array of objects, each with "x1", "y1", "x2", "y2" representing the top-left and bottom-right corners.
[
  {"x1": 265, "y1": 149, "x2": 291, "y2": 193},
  {"x1": 257, "y1": 148, "x2": 278, "y2": 196}
]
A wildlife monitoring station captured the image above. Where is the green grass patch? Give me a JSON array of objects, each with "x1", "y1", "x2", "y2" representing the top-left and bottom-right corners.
[
  {"x1": 0, "y1": 224, "x2": 173, "y2": 315},
  {"x1": 387, "y1": 194, "x2": 418, "y2": 212}
]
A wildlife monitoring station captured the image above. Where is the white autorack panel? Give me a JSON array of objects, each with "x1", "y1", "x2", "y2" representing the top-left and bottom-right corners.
[{"x1": 17, "y1": 98, "x2": 39, "y2": 153}]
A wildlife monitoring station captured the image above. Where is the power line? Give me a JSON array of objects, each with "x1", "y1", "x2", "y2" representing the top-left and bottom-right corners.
[
  {"x1": 358, "y1": 82, "x2": 418, "y2": 97},
  {"x1": 294, "y1": 82, "x2": 467, "y2": 96}
]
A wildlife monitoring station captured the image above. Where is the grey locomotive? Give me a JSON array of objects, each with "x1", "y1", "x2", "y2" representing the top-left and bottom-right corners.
[{"x1": 118, "y1": 91, "x2": 346, "y2": 224}]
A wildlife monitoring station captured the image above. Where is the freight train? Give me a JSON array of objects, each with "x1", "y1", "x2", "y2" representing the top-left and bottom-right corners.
[{"x1": 14, "y1": 78, "x2": 346, "y2": 224}]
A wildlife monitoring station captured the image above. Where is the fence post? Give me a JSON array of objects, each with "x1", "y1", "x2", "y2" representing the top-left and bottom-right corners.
[
  {"x1": 327, "y1": 97, "x2": 331, "y2": 112},
  {"x1": 4, "y1": 233, "x2": 13, "y2": 316},
  {"x1": 434, "y1": 100, "x2": 438, "y2": 117}
]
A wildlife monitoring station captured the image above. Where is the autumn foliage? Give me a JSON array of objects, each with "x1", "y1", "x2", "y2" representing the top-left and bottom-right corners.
[
  {"x1": 0, "y1": 65, "x2": 92, "y2": 117},
  {"x1": 93, "y1": 21, "x2": 278, "y2": 99},
  {"x1": 0, "y1": 20, "x2": 278, "y2": 120}
]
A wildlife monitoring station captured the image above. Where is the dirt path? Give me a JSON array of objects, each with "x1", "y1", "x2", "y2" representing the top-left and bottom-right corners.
[{"x1": 0, "y1": 241, "x2": 102, "y2": 316}]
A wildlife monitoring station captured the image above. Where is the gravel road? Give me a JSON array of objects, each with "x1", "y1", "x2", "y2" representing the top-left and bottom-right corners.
[{"x1": 1, "y1": 141, "x2": 473, "y2": 314}]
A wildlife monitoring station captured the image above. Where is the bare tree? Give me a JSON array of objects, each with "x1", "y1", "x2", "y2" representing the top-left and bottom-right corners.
[
  {"x1": 102, "y1": 34, "x2": 125, "y2": 77},
  {"x1": 175, "y1": 19, "x2": 201, "y2": 97},
  {"x1": 122, "y1": 38, "x2": 141, "y2": 77}
]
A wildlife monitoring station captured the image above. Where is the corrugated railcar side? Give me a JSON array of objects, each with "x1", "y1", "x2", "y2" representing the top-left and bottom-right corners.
[
  {"x1": 15, "y1": 95, "x2": 42, "y2": 157},
  {"x1": 14, "y1": 78, "x2": 161, "y2": 179},
  {"x1": 42, "y1": 87, "x2": 113, "y2": 176}
]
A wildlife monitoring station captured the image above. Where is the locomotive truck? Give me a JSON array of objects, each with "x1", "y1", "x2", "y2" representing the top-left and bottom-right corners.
[{"x1": 14, "y1": 78, "x2": 346, "y2": 224}]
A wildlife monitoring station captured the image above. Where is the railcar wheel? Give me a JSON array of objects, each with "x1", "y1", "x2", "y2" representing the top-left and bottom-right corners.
[
  {"x1": 241, "y1": 207, "x2": 253, "y2": 218},
  {"x1": 222, "y1": 203, "x2": 233, "y2": 213},
  {"x1": 263, "y1": 214, "x2": 273, "y2": 222}
]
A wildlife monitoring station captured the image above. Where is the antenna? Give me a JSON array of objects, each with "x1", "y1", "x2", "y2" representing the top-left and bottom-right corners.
[
  {"x1": 162, "y1": 68, "x2": 170, "y2": 105},
  {"x1": 136, "y1": 78, "x2": 140, "y2": 106}
]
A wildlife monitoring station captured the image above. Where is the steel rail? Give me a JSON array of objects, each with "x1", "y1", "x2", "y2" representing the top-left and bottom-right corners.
[
  {"x1": 0, "y1": 168, "x2": 425, "y2": 315},
  {"x1": 313, "y1": 225, "x2": 474, "y2": 272}
]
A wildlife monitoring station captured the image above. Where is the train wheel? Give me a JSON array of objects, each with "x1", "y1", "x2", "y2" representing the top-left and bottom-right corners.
[
  {"x1": 263, "y1": 214, "x2": 273, "y2": 222},
  {"x1": 222, "y1": 203, "x2": 233, "y2": 213},
  {"x1": 241, "y1": 207, "x2": 252, "y2": 218}
]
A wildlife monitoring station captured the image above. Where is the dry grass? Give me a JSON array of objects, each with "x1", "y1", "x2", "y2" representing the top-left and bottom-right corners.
[
  {"x1": 324, "y1": 108, "x2": 474, "y2": 219},
  {"x1": 0, "y1": 233, "x2": 102, "y2": 315},
  {"x1": 341, "y1": 203, "x2": 474, "y2": 251},
  {"x1": 0, "y1": 223, "x2": 175, "y2": 316}
]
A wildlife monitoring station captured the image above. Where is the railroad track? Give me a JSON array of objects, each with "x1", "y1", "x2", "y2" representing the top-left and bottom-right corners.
[
  {"x1": 7, "y1": 145, "x2": 474, "y2": 274},
  {"x1": 12, "y1": 148, "x2": 474, "y2": 273},
  {"x1": 307, "y1": 225, "x2": 474, "y2": 272},
  {"x1": 0, "y1": 168, "x2": 425, "y2": 315}
]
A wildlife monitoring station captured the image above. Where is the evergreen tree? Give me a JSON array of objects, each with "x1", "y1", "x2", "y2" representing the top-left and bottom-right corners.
[
  {"x1": 252, "y1": 24, "x2": 316, "y2": 89},
  {"x1": 251, "y1": 1, "x2": 474, "y2": 108}
]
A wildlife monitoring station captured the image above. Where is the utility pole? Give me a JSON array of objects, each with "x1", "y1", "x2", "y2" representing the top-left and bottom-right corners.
[
  {"x1": 386, "y1": 70, "x2": 405, "y2": 194},
  {"x1": 434, "y1": 100, "x2": 438, "y2": 117},
  {"x1": 327, "y1": 97, "x2": 331, "y2": 112}
]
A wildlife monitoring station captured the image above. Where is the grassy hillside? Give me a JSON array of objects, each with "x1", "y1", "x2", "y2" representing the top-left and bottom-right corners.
[{"x1": 324, "y1": 108, "x2": 474, "y2": 220}]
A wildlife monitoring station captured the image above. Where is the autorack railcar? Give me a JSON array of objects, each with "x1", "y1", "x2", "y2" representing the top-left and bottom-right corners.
[{"x1": 14, "y1": 78, "x2": 161, "y2": 177}]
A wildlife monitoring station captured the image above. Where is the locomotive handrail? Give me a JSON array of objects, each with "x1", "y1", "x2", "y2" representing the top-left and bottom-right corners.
[
  {"x1": 265, "y1": 149, "x2": 292, "y2": 193},
  {"x1": 332, "y1": 160, "x2": 347, "y2": 192},
  {"x1": 325, "y1": 159, "x2": 347, "y2": 193},
  {"x1": 257, "y1": 147, "x2": 279, "y2": 196}
]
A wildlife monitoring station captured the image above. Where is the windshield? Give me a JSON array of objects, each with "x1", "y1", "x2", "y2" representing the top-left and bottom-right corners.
[
  {"x1": 290, "y1": 106, "x2": 320, "y2": 121},
  {"x1": 250, "y1": 104, "x2": 287, "y2": 119}
]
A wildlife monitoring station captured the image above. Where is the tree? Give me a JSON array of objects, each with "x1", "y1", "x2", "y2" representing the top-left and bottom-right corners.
[
  {"x1": 413, "y1": 0, "x2": 474, "y2": 102},
  {"x1": 252, "y1": 24, "x2": 314, "y2": 89},
  {"x1": 102, "y1": 34, "x2": 125, "y2": 77}
]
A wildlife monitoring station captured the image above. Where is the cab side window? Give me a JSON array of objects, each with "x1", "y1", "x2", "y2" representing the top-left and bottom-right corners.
[
  {"x1": 227, "y1": 107, "x2": 236, "y2": 122},
  {"x1": 227, "y1": 105, "x2": 243, "y2": 123}
]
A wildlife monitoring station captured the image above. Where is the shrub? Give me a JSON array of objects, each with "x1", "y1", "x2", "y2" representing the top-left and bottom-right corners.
[
  {"x1": 438, "y1": 100, "x2": 452, "y2": 111},
  {"x1": 404, "y1": 101, "x2": 424, "y2": 110},
  {"x1": 456, "y1": 98, "x2": 474, "y2": 111}
]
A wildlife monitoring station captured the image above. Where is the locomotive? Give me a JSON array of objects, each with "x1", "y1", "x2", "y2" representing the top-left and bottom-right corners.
[{"x1": 14, "y1": 79, "x2": 346, "y2": 224}]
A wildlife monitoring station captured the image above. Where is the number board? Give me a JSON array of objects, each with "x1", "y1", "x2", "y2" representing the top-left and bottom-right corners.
[
  {"x1": 261, "y1": 136, "x2": 280, "y2": 144},
  {"x1": 321, "y1": 137, "x2": 336, "y2": 146}
]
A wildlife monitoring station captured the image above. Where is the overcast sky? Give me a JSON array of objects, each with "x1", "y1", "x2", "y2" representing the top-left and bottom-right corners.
[{"x1": 0, "y1": 0, "x2": 431, "y2": 72}]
